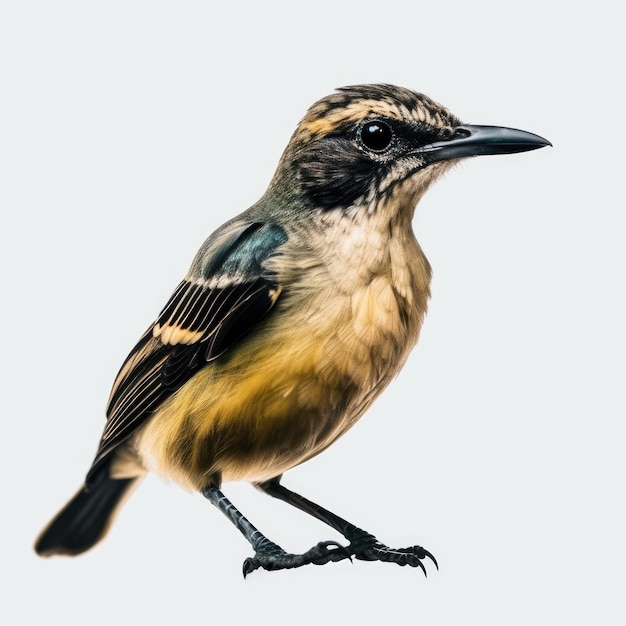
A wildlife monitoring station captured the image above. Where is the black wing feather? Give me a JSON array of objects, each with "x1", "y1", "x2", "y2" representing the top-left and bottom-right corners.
[{"x1": 86, "y1": 221, "x2": 287, "y2": 483}]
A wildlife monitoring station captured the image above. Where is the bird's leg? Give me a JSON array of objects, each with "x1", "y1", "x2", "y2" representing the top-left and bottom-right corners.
[
  {"x1": 255, "y1": 479, "x2": 437, "y2": 576},
  {"x1": 202, "y1": 486, "x2": 350, "y2": 577}
]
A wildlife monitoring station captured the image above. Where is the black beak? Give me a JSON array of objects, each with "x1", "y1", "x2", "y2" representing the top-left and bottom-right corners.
[{"x1": 423, "y1": 124, "x2": 551, "y2": 163}]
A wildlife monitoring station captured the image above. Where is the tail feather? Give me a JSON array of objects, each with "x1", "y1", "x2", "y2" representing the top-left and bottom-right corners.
[{"x1": 35, "y1": 476, "x2": 141, "y2": 557}]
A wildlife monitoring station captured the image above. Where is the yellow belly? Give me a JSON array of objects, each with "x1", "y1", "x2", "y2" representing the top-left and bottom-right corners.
[{"x1": 134, "y1": 272, "x2": 427, "y2": 491}]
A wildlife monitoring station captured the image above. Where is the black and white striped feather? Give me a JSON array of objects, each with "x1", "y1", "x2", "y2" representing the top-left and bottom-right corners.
[{"x1": 86, "y1": 221, "x2": 287, "y2": 483}]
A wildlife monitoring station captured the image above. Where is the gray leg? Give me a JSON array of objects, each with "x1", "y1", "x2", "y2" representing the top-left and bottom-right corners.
[
  {"x1": 255, "y1": 479, "x2": 437, "y2": 576},
  {"x1": 202, "y1": 486, "x2": 350, "y2": 577}
]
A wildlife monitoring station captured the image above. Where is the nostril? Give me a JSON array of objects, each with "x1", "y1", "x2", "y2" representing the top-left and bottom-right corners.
[{"x1": 453, "y1": 127, "x2": 471, "y2": 139}]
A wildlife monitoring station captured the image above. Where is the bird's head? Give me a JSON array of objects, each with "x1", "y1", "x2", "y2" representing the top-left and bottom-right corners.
[{"x1": 270, "y1": 84, "x2": 550, "y2": 219}]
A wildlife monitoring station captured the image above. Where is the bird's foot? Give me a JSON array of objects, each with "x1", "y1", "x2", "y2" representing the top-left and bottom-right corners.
[
  {"x1": 242, "y1": 536, "x2": 351, "y2": 578},
  {"x1": 345, "y1": 528, "x2": 438, "y2": 576}
]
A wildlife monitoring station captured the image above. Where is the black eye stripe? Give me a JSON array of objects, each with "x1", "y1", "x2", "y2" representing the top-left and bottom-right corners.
[{"x1": 359, "y1": 121, "x2": 393, "y2": 152}]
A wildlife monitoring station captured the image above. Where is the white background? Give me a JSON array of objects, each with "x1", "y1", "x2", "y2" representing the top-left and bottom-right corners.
[{"x1": 2, "y1": 1, "x2": 620, "y2": 624}]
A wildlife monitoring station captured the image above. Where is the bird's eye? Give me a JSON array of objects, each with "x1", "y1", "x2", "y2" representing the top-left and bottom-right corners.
[{"x1": 360, "y1": 121, "x2": 393, "y2": 152}]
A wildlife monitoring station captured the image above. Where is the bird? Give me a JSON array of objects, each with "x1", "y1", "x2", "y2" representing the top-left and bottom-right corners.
[{"x1": 34, "y1": 84, "x2": 550, "y2": 576}]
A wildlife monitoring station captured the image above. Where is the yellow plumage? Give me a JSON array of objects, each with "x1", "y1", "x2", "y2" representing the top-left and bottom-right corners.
[{"x1": 136, "y1": 235, "x2": 431, "y2": 490}]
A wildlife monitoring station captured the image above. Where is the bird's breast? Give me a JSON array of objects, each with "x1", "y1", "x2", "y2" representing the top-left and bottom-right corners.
[{"x1": 135, "y1": 230, "x2": 431, "y2": 491}]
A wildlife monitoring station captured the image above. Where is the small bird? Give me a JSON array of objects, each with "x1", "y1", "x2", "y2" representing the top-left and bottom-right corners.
[{"x1": 35, "y1": 84, "x2": 550, "y2": 576}]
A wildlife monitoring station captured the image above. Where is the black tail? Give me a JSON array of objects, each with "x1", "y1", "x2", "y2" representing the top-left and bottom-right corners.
[{"x1": 34, "y1": 476, "x2": 140, "y2": 557}]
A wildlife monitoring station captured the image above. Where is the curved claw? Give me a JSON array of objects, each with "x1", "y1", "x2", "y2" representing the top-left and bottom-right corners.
[
  {"x1": 420, "y1": 546, "x2": 438, "y2": 570},
  {"x1": 315, "y1": 540, "x2": 351, "y2": 563},
  {"x1": 407, "y1": 546, "x2": 438, "y2": 576},
  {"x1": 416, "y1": 556, "x2": 427, "y2": 577},
  {"x1": 242, "y1": 557, "x2": 261, "y2": 578}
]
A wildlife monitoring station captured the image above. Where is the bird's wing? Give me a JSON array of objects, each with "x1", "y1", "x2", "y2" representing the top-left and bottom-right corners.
[{"x1": 86, "y1": 221, "x2": 287, "y2": 481}]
